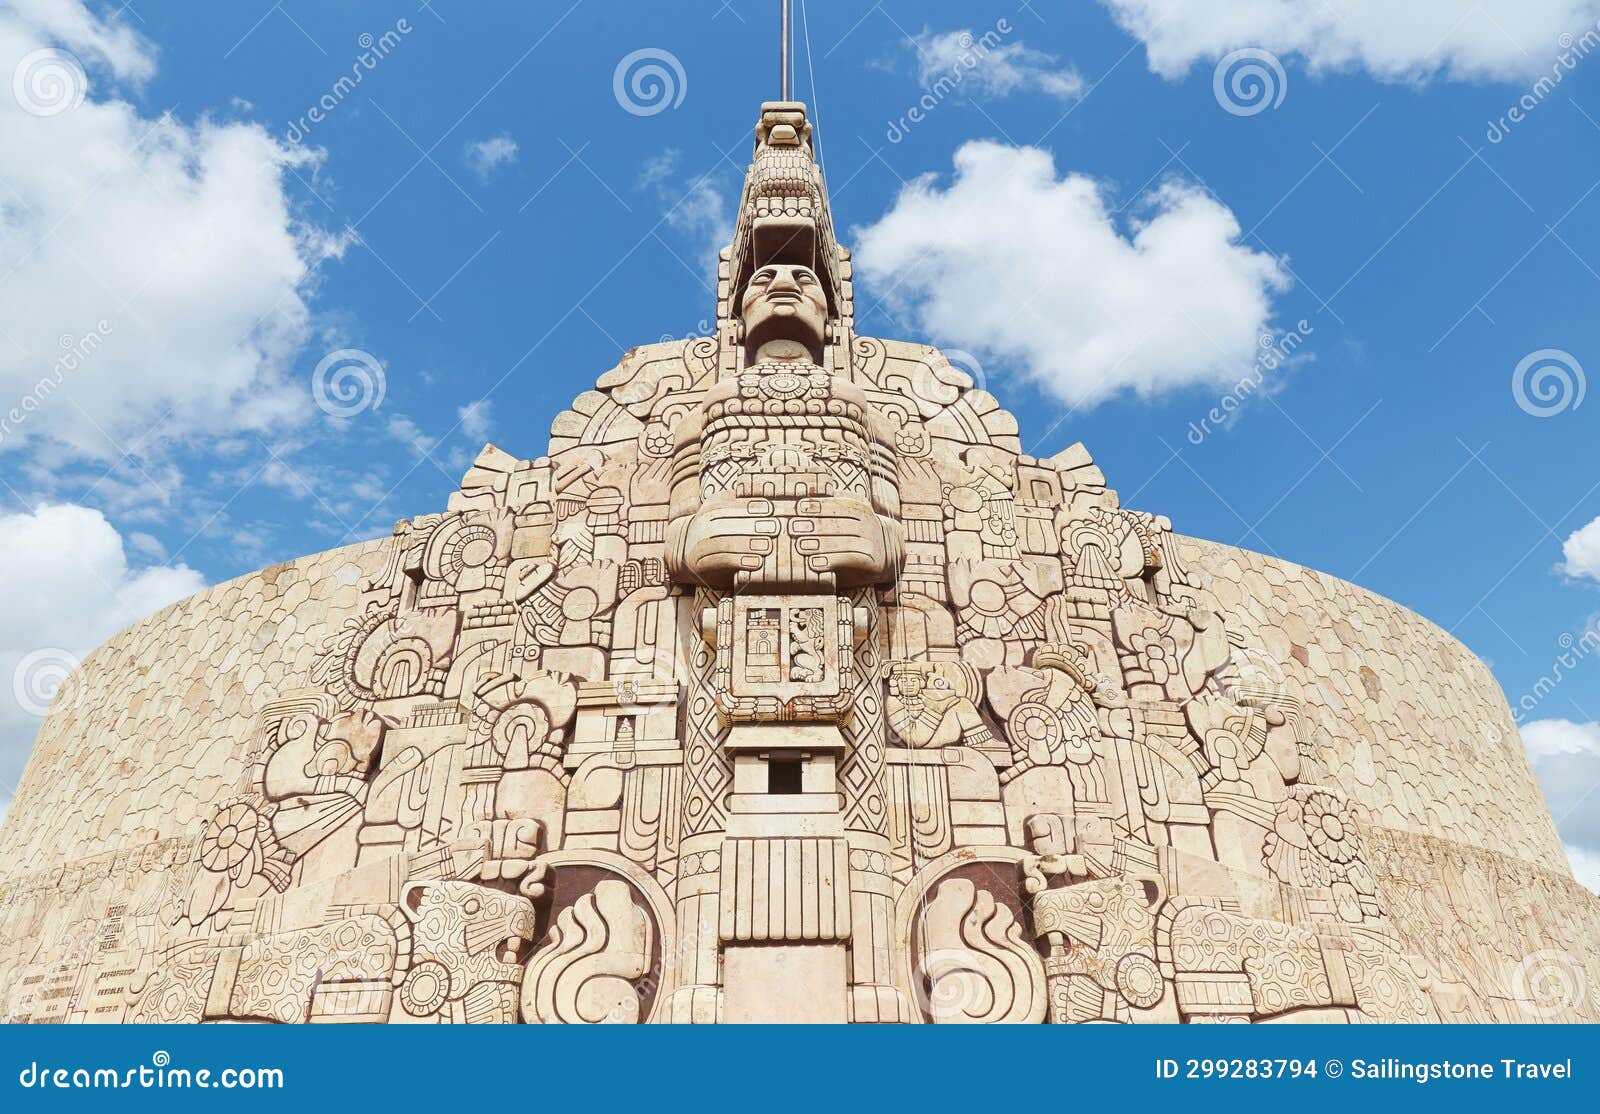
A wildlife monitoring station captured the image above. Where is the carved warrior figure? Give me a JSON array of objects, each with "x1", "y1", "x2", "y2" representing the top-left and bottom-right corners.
[{"x1": 2, "y1": 86, "x2": 1597, "y2": 1026}]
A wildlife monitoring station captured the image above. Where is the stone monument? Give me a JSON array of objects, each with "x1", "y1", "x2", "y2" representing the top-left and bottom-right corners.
[{"x1": 0, "y1": 51, "x2": 1595, "y2": 1024}]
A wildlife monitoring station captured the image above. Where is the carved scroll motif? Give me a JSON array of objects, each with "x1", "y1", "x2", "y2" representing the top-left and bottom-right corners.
[
  {"x1": 521, "y1": 879, "x2": 654, "y2": 1024},
  {"x1": 913, "y1": 877, "x2": 1046, "y2": 1024}
]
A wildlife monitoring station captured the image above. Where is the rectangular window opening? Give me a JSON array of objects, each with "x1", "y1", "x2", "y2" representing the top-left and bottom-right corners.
[{"x1": 767, "y1": 757, "x2": 804, "y2": 795}]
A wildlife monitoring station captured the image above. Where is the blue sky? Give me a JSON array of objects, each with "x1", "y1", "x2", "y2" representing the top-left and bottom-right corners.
[{"x1": 2, "y1": 0, "x2": 1600, "y2": 885}]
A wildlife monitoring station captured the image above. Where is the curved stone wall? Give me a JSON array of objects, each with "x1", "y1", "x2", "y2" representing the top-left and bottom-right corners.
[
  {"x1": 5, "y1": 90, "x2": 1594, "y2": 1024},
  {"x1": 4, "y1": 535, "x2": 1569, "y2": 896},
  {"x1": 1180, "y1": 537, "x2": 1564, "y2": 871},
  {"x1": 2, "y1": 529, "x2": 1592, "y2": 1023},
  {"x1": 1182, "y1": 537, "x2": 1597, "y2": 1019},
  {"x1": 0, "y1": 538, "x2": 391, "y2": 1021},
  {"x1": 0, "y1": 539, "x2": 387, "y2": 875}
]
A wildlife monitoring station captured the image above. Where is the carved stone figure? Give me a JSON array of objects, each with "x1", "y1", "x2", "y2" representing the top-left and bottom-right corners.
[{"x1": 0, "y1": 91, "x2": 1596, "y2": 1027}]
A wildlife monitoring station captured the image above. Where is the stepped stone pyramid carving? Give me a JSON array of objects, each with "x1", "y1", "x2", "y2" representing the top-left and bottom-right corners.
[{"x1": 1, "y1": 101, "x2": 1596, "y2": 1024}]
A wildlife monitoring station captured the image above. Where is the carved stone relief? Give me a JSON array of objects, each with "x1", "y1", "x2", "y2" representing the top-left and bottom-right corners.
[{"x1": 0, "y1": 98, "x2": 1595, "y2": 1026}]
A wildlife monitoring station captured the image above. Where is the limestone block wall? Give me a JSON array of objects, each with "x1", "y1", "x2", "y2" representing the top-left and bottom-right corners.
[
  {"x1": 1, "y1": 528, "x2": 1593, "y2": 1022},
  {"x1": 4, "y1": 88, "x2": 1593, "y2": 1023},
  {"x1": 1180, "y1": 536, "x2": 1564, "y2": 871},
  {"x1": 1182, "y1": 537, "x2": 1597, "y2": 1018},
  {"x1": 0, "y1": 539, "x2": 389, "y2": 874}
]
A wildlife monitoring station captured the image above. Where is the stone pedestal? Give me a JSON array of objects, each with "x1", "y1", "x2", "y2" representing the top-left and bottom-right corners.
[{"x1": 724, "y1": 944, "x2": 848, "y2": 1023}]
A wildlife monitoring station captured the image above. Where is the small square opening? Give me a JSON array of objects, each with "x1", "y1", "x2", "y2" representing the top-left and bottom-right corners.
[{"x1": 767, "y1": 757, "x2": 804, "y2": 795}]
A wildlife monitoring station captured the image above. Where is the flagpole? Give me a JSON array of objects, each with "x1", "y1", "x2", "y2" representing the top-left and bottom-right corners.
[{"x1": 780, "y1": 0, "x2": 792, "y2": 100}]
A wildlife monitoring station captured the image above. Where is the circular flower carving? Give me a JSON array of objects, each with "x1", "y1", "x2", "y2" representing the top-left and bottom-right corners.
[
  {"x1": 199, "y1": 800, "x2": 267, "y2": 879},
  {"x1": 760, "y1": 372, "x2": 809, "y2": 400},
  {"x1": 639, "y1": 422, "x2": 674, "y2": 457},
  {"x1": 894, "y1": 424, "x2": 928, "y2": 456},
  {"x1": 400, "y1": 959, "x2": 452, "y2": 1017},
  {"x1": 181, "y1": 795, "x2": 292, "y2": 927},
  {"x1": 1262, "y1": 786, "x2": 1368, "y2": 897},
  {"x1": 1115, "y1": 952, "x2": 1164, "y2": 1008},
  {"x1": 1302, "y1": 790, "x2": 1359, "y2": 864},
  {"x1": 1008, "y1": 701, "x2": 1060, "y2": 751}
]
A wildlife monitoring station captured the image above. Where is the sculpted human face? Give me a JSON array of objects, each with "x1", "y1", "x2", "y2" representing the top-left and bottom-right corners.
[{"x1": 741, "y1": 264, "x2": 828, "y2": 362}]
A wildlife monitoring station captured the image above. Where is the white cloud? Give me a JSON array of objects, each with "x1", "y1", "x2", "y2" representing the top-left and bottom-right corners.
[
  {"x1": 386, "y1": 414, "x2": 436, "y2": 457},
  {"x1": 465, "y1": 134, "x2": 518, "y2": 180},
  {"x1": 1567, "y1": 843, "x2": 1600, "y2": 891},
  {"x1": 1521, "y1": 719, "x2": 1600, "y2": 892},
  {"x1": 381, "y1": 404, "x2": 495, "y2": 477},
  {"x1": 667, "y1": 177, "x2": 732, "y2": 251},
  {"x1": 126, "y1": 530, "x2": 166, "y2": 560},
  {"x1": 637, "y1": 149, "x2": 732, "y2": 284},
  {"x1": 457, "y1": 399, "x2": 493, "y2": 442},
  {"x1": 4, "y1": 0, "x2": 152, "y2": 81},
  {"x1": 0, "y1": 503, "x2": 205, "y2": 795},
  {"x1": 637, "y1": 149, "x2": 679, "y2": 190},
  {"x1": 1523, "y1": 717, "x2": 1600, "y2": 757},
  {"x1": 852, "y1": 142, "x2": 1290, "y2": 408},
  {"x1": 1100, "y1": 0, "x2": 1600, "y2": 82},
  {"x1": 913, "y1": 27, "x2": 1084, "y2": 100},
  {"x1": 1561, "y1": 516, "x2": 1600, "y2": 581},
  {"x1": 0, "y1": 3, "x2": 344, "y2": 469}
]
